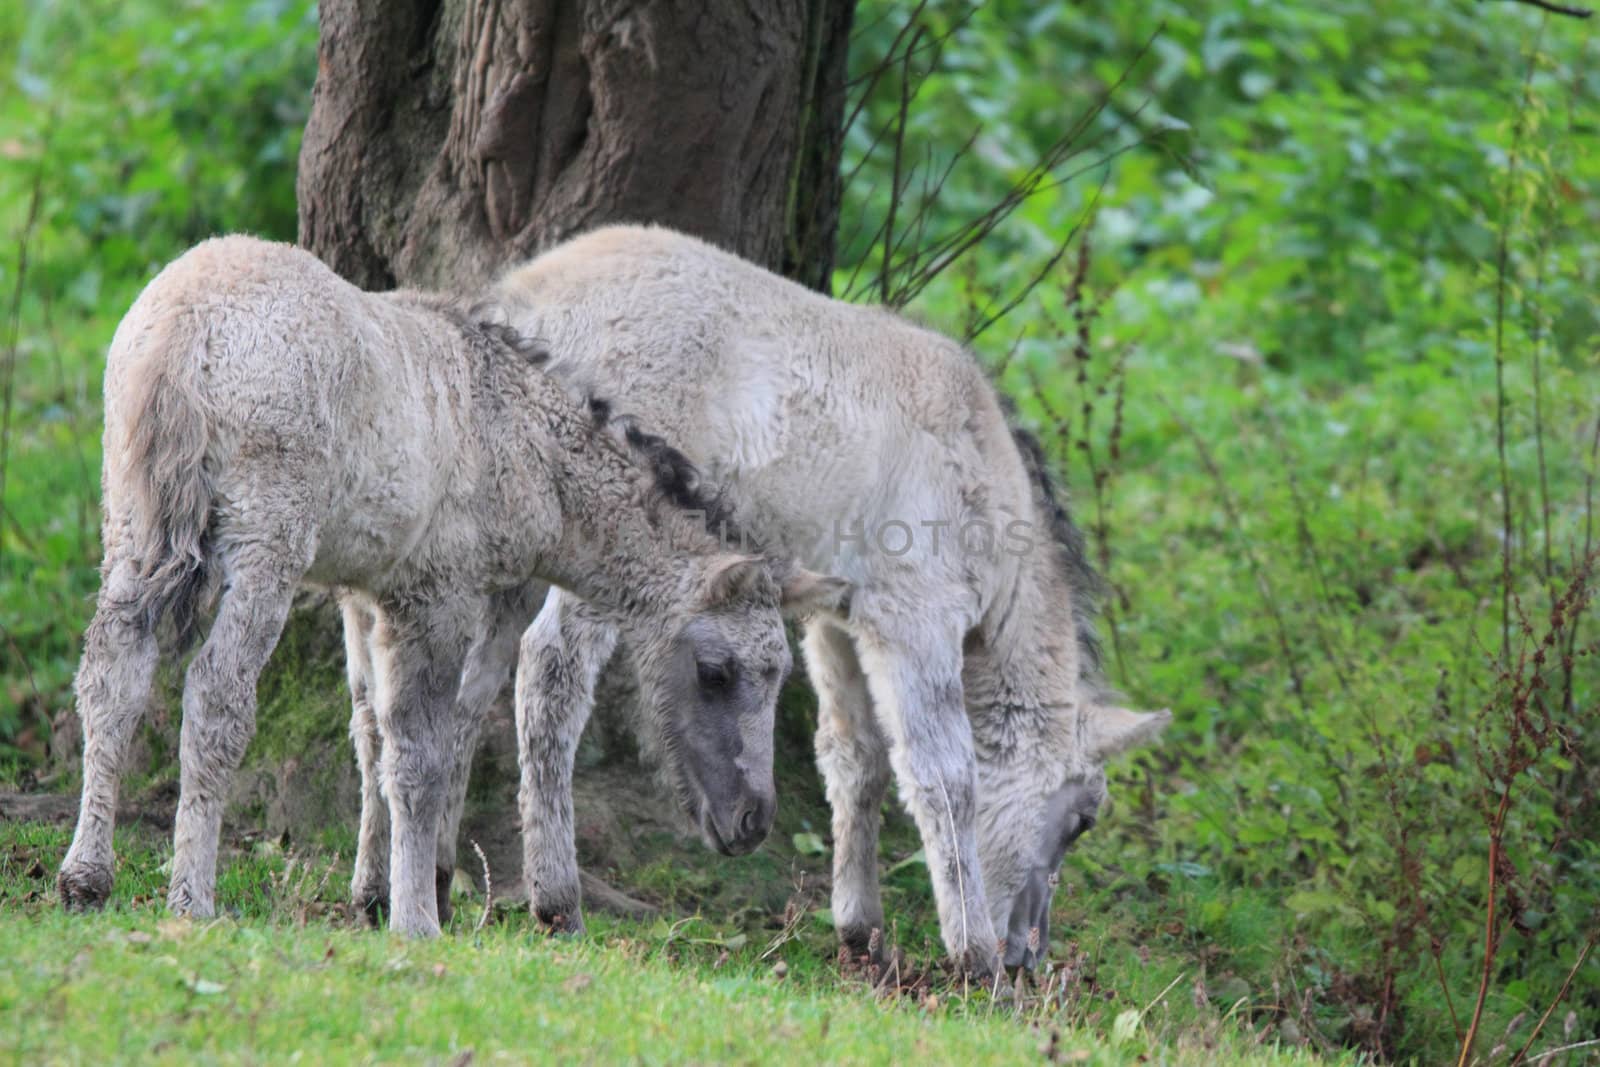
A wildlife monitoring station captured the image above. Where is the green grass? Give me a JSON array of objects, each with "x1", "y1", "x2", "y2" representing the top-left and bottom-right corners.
[
  {"x1": 0, "y1": 823, "x2": 1334, "y2": 1065},
  {"x1": 3, "y1": 0, "x2": 1600, "y2": 1062}
]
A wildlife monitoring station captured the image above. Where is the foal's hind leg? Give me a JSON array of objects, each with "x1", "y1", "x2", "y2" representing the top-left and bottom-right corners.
[
  {"x1": 802, "y1": 618, "x2": 891, "y2": 961},
  {"x1": 167, "y1": 551, "x2": 299, "y2": 918},
  {"x1": 516, "y1": 588, "x2": 618, "y2": 934},
  {"x1": 59, "y1": 556, "x2": 162, "y2": 908},
  {"x1": 341, "y1": 595, "x2": 390, "y2": 923}
]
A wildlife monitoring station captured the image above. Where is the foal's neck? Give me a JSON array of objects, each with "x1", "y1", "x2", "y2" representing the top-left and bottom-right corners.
[
  {"x1": 966, "y1": 562, "x2": 1087, "y2": 751},
  {"x1": 505, "y1": 370, "x2": 721, "y2": 619}
]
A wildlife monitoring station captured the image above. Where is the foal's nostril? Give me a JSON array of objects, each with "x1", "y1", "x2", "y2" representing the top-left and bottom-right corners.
[{"x1": 724, "y1": 796, "x2": 773, "y2": 854}]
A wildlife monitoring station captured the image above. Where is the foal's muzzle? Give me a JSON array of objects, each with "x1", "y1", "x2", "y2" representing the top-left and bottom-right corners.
[
  {"x1": 1002, "y1": 867, "x2": 1057, "y2": 970},
  {"x1": 702, "y1": 792, "x2": 775, "y2": 857}
]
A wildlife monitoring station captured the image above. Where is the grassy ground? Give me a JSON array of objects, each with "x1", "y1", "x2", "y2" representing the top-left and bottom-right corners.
[
  {"x1": 0, "y1": 822, "x2": 1334, "y2": 1066},
  {"x1": 4, "y1": 0, "x2": 1600, "y2": 1064}
]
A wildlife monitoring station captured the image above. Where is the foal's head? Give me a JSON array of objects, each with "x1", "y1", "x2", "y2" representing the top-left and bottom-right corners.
[
  {"x1": 597, "y1": 409, "x2": 850, "y2": 858},
  {"x1": 978, "y1": 702, "x2": 1170, "y2": 971},
  {"x1": 976, "y1": 420, "x2": 1172, "y2": 968},
  {"x1": 628, "y1": 556, "x2": 849, "y2": 857}
]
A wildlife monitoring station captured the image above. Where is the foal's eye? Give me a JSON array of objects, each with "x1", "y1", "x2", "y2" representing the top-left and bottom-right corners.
[
  {"x1": 1058, "y1": 813, "x2": 1095, "y2": 852},
  {"x1": 697, "y1": 660, "x2": 733, "y2": 691}
]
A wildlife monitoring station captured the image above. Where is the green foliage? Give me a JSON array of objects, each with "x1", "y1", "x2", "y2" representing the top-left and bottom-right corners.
[
  {"x1": 845, "y1": 1, "x2": 1600, "y2": 1061},
  {"x1": 1, "y1": 0, "x2": 1597, "y2": 1062},
  {"x1": 0, "y1": 0, "x2": 317, "y2": 771}
]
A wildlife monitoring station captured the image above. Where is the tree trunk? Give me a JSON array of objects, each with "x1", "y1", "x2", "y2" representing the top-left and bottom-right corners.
[
  {"x1": 297, "y1": 0, "x2": 855, "y2": 294},
  {"x1": 293, "y1": 0, "x2": 857, "y2": 887}
]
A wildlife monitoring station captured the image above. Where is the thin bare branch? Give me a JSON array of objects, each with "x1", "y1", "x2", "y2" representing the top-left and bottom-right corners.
[
  {"x1": 1487, "y1": 0, "x2": 1592, "y2": 18},
  {"x1": 837, "y1": 0, "x2": 936, "y2": 145},
  {"x1": 1510, "y1": 931, "x2": 1600, "y2": 1065},
  {"x1": 962, "y1": 211, "x2": 1087, "y2": 344},
  {"x1": 1260, "y1": 403, "x2": 1357, "y2": 694},
  {"x1": 1490, "y1": 20, "x2": 1546, "y2": 666},
  {"x1": 844, "y1": 25, "x2": 1168, "y2": 310},
  {"x1": 880, "y1": 25, "x2": 923, "y2": 302},
  {"x1": 880, "y1": 105, "x2": 1165, "y2": 307}
]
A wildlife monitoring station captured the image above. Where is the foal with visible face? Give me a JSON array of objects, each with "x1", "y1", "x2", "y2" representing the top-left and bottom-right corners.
[{"x1": 57, "y1": 236, "x2": 839, "y2": 936}]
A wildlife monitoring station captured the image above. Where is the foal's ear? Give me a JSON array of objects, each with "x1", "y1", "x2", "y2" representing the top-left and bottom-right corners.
[
  {"x1": 1086, "y1": 705, "x2": 1172, "y2": 760},
  {"x1": 776, "y1": 566, "x2": 852, "y2": 619},
  {"x1": 700, "y1": 554, "x2": 769, "y2": 606}
]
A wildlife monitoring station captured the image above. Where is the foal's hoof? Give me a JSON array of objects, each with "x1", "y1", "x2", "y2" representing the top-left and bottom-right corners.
[
  {"x1": 390, "y1": 914, "x2": 443, "y2": 939},
  {"x1": 357, "y1": 892, "x2": 389, "y2": 927},
  {"x1": 960, "y1": 956, "x2": 1003, "y2": 990},
  {"x1": 535, "y1": 907, "x2": 586, "y2": 937},
  {"x1": 838, "y1": 925, "x2": 887, "y2": 967},
  {"x1": 353, "y1": 879, "x2": 390, "y2": 927},
  {"x1": 58, "y1": 864, "x2": 112, "y2": 911},
  {"x1": 166, "y1": 883, "x2": 216, "y2": 919}
]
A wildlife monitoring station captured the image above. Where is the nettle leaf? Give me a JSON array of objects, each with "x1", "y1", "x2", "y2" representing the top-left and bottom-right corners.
[
  {"x1": 791, "y1": 832, "x2": 828, "y2": 857},
  {"x1": 885, "y1": 849, "x2": 927, "y2": 876},
  {"x1": 1285, "y1": 890, "x2": 1345, "y2": 918}
]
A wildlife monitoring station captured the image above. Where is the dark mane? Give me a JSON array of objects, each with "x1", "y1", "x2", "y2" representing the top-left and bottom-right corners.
[
  {"x1": 442, "y1": 299, "x2": 748, "y2": 551},
  {"x1": 1003, "y1": 410, "x2": 1106, "y2": 686},
  {"x1": 454, "y1": 298, "x2": 552, "y2": 365},
  {"x1": 398, "y1": 292, "x2": 555, "y2": 366},
  {"x1": 581, "y1": 394, "x2": 751, "y2": 550},
  {"x1": 476, "y1": 317, "x2": 550, "y2": 366}
]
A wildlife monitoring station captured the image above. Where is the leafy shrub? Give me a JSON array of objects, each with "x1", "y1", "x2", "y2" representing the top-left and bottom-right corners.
[
  {"x1": 844, "y1": 1, "x2": 1599, "y2": 1060},
  {"x1": 0, "y1": 0, "x2": 317, "y2": 769}
]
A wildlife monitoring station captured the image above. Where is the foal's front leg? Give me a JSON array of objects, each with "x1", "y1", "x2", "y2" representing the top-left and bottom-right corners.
[
  {"x1": 515, "y1": 588, "x2": 618, "y2": 934},
  {"x1": 369, "y1": 596, "x2": 474, "y2": 937},
  {"x1": 434, "y1": 583, "x2": 546, "y2": 918},
  {"x1": 853, "y1": 607, "x2": 1000, "y2": 978},
  {"x1": 347, "y1": 586, "x2": 544, "y2": 923}
]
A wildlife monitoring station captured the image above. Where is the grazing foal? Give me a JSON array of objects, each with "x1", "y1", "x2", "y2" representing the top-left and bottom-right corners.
[{"x1": 58, "y1": 236, "x2": 841, "y2": 936}]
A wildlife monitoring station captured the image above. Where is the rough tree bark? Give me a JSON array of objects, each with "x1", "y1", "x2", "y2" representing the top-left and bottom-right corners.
[
  {"x1": 293, "y1": 0, "x2": 857, "y2": 889},
  {"x1": 297, "y1": 0, "x2": 856, "y2": 295}
]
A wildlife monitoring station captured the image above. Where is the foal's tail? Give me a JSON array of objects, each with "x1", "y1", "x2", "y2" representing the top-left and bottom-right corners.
[{"x1": 106, "y1": 311, "x2": 217, "y2": 649}]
